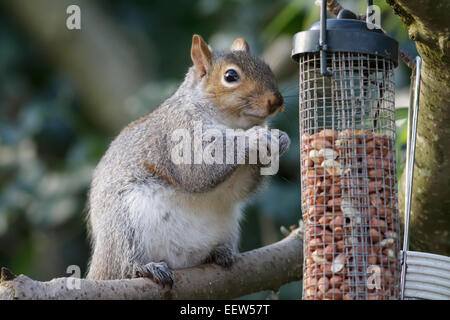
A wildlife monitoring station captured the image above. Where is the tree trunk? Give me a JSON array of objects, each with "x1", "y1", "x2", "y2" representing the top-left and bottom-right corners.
[{"x1": 386, "y1": 0, "x2": 450, "y2": 255}]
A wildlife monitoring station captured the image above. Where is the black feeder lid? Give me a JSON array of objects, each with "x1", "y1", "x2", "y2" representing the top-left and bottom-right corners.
[{"x1": 291, "y1": 18, "x2": 399, "y2": 67}]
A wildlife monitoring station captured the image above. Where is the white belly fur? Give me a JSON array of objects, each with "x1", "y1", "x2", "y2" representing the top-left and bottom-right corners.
[{"x1": 124, "y1": 166, "x2": 255, "y2": 268}]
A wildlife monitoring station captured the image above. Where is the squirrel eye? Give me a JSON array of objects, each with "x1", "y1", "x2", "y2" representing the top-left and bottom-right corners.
[{"x1": 224, "y1": 69, "x2": 239, "y2": 82}]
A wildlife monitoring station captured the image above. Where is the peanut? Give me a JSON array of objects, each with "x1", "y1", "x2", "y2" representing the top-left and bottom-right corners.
[
  {"x1": 329, "y1": 215, "x2": 344, "y2": 229},
  {"x1": 309, "y1": 192, "x2": 328, "y2": 205},
  {"x1": 385, "y1": 231, "x2": 398, "y2": 239},
  {"x1": 374, "y1": 134, "x2": 390, "y2": 147},
  {"x1": 302, "y1": 129, "x2": 399, "y2": 300},
  {"x1": 311, "y1": 138, "x2": 332, "y2": 150},
  {"x1": 368, "y1": 180, "x2": 383, "y2": 192},
  {"x1": 333, "y1": 226, "x2": 344, "y2": 240},
  {"x1": 317, "y1": 178, "x2": 332, "y2": 192},
  {"x1": 331, "y1": 254, "x2": 345, "y2": 274},
  {"x1": 340, "y1": 278, "x2": 351, "y2": 292},
  {"x1": 383, "y1": 248, "x2": 396, "y2": 262},
  {"x1": 367, "y1": 293, "x2": 382, "y2": 300},
  {"x1": 383, "y1": 268, "x2": 394, "y2": 285},
  {"x1": 367, "y1": 254, "x2": 378, "y2": 264},
  {"x1": 313, "y1": 167, "x2": 325, "y2": 175},
  {"x1": 317, "y1": 129, "x2": 338, "y2": 142},
  {"x1": 305, "y1": 224, "x2": 324, "y2": 236},
  {"x1": 369, "y1": 228, "x2": 382, "y2": 243},
  {"x1": 319, "y1": 148, "x2": 338, "y2": 160},
  {"x1": 318, "y1": 215, "x2": 333, "y2": 227},
  {"x1": 320, "y1": 263, "x2": 333, "y2": 277},
  {"x1": 304, "y1": 287, "x2": 317, "y2": 300},
  {"x1": 343, "y1": 293, "x2": 354, "y2": 300},
  {"x1": 329, "y1": 275, "x2": 342, "y2": 288},
  {"x1": 369, "y1": 206, "x2": 393, "y2": 218},
  {"x1": 318, "y1": 277, "x2": 330, "y2": 293},
  {"x1": 328, "y1": 185, "x2": 341, "y2": 196},
  {"x1": 358, "y1": 139, "x2": 374, "y2": 154},
  {"x1": 311, "y1": 249, "x2": 326, "y2": 264},
  {"x1": 302, "y1": 186, "x2": 317, "y2": 199},
  {"x1": 370, "y1": 194, "x2": 384, "y2": 207},
  {"x1": 327, "y1": 197, "x2": 343, "y2": 210},
  {"x1": 373, "y1": 149, "x2": 383, "y2": 157},
  {"x1": 309, "y1": 238, "x2": 323, "y2": 251},
  {"x1": 308, "y1": 205, "x2": 326, "y2": 217},
  {"x1": 301, "y1": 133, "x2": 311, "y2": 144},
  {"x1": 304, "y1": 158, "x2": 314, "y2": 168},
  {"x1": 324, "y1": 288, "x2": 342, "y2": 300},
  {"x1": 370, "y1": 217, "x2": 388, "y2": 232},
  {"x1": 320, "y1": 230, "x2": 334, "y2": 243},
  {"x1": 309, "y1": 149, "x2": 323, "y2": 165},
  {"x1": 336, "y1": 240, "x2": 344, "y2": 251},
  {"x1": 324, "y1": 244, "x2": 336, "y2": 260},
  {"x1": 369, "y1": 168, "x2": 385, "y2": 178}
]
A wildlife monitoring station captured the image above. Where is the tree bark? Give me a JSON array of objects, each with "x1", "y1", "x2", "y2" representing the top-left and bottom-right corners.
[
  {"x1": 0, "y1": 228, "x2": 303, "y2": 300},
  {"x1": 386, "y1": 0, "x2": 450, "y2": 255}
]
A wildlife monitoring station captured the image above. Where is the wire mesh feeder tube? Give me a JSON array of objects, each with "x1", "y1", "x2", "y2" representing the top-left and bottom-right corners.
[
  {"x1": 292, "y1": 16, "x2": 400, "y2": 300},
  {"x1": 292, "y1": 17, "x2": 400, "y2": 299}
]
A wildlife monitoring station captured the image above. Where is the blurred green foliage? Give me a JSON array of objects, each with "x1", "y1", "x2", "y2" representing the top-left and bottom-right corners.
[{"x1": 0, "y1": 0, "x2": 413, "y2": 298}]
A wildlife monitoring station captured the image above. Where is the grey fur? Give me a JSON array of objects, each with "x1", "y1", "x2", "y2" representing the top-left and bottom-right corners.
[{"x1": 86, "y1": 48, "x2": 290, "y2": 280}]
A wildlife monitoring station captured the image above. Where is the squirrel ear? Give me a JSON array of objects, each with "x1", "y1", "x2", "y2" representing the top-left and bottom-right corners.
[
  {"x1": 191, "y1": 34, "x2": 212, "y2": 78},
  {"x1": 231, "y1": 38, "x2": 250, "y2": 52}
]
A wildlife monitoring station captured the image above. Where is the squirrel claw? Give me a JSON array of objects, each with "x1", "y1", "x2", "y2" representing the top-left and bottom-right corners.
[
  {"x1": 278, "y1": 131, "x2": 291, "y2": 155},
  {"x1": 133, "y1": 261, "x2": 174, "y2": 288},
  {"x1": 205, "y1": 245, "x2": 235, "y2": 269}
]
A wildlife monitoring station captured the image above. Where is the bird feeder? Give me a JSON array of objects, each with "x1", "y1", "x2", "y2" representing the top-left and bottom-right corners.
[{"x1": 292, "y1": 0, "x2": 400, "y2": 300}]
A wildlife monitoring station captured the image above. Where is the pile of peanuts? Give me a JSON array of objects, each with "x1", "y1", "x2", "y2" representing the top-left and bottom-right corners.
[{"x1": 301, "y1": 129, "x2": 400, "y2": 300}]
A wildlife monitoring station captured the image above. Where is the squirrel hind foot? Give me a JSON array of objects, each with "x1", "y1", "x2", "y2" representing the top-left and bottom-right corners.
[
  {"x1": 133, "y1": 261, "x2": 174, "y2": 288},
  {"x1": 204, "y1": 244, "x2": 235, "y2": 269}
]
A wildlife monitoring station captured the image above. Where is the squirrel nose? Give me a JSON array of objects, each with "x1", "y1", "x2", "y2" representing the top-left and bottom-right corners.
[{"x1": 268, "y1": 92, "x2": 284, "y2": 113}]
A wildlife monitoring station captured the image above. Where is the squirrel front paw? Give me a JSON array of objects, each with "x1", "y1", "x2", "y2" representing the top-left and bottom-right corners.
[
  {"x1": 265, "y1": 129, "x2": 290, "y2": 157},
  {"x1": 204, "y1": 244, "x2": 235, "y2": 269},
  {"x1": 277, "y1": 130, "x2": 290, "y2": 156},
  {"x1": 246, "y1": 126, "x2": 290, "y2": 157},
  {"x1": 133, "y1": 261, "x2": 174, "y2": 288}
]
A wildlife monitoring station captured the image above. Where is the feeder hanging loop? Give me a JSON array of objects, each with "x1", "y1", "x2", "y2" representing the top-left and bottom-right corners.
[
  {"x1": 366, "y1": 0, "x2": 374, "y2": 24},
  {"x1": 319, "y1": 0, "x2": 332, "y2": 77}
]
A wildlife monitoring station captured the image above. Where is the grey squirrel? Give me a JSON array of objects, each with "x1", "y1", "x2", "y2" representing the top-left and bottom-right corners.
[{"x1": 86, "y1": 35, "x2": 290, "y2": 286}]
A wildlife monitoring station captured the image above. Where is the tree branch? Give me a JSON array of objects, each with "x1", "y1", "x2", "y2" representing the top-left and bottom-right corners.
[{"x1": 0, "y1": 228, "x2": 303, "y2": 300}]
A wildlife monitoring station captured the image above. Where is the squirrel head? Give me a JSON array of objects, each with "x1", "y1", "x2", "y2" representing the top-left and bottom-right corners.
[{"x1": 190, "y1": 34, "x2": 283, "y2": 129}]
